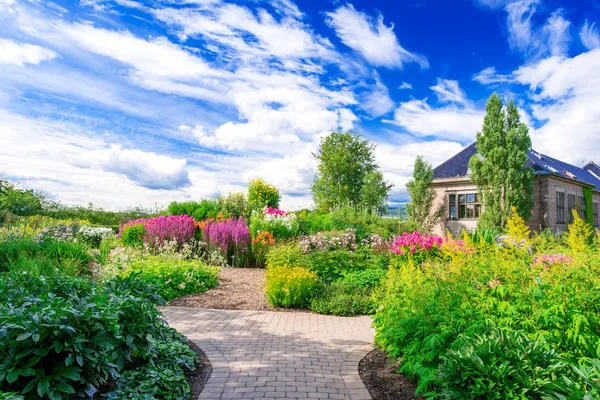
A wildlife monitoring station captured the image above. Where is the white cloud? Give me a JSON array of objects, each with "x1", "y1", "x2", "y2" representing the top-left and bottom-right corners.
[
  {"x1": 504, "y1": 0, "x2": 571, "y2": 59},
  {"x1": 0, "y1": 38, "x2": 58, "y2": 66},
  {"x1": 83, "y1": 145, "x2": 192, "y2": 190},
  {"x1": 472, "y1": 66, "x2": 512, "y2": 84},
  {"x1": 386, "y1": 99, "x2": 484, "y2": 141},
  {"x1": 325, "y1": 4, "x2": 428, "y2": 69},
  {"x1": 359, "y1": 73, "x2": 395, "y2": 117},
  {"x1": 512, "y1": 49, "x2": 600, "y2": 165},
  {"x1": 398, "y1": 82, "x2": 412, "y2": 90},
  {"x1": 430, "y1": 78, "x2": 470, "y2": 106},
  {"x1": 337, "y1": 108, "x2": 359, "y2": 131},
  {"x1": 580, "y1": 20, "x2": 600, "y2": 50}
]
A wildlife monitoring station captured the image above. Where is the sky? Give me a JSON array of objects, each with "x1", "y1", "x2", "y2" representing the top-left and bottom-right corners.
[{"x1": 1, "y1": 0, "x2": 600, "y2": 211}]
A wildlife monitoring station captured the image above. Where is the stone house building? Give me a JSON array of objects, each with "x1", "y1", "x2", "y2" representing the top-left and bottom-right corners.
[{"x1": 430, "y1": 143, "x2": 600, "y2": 236}]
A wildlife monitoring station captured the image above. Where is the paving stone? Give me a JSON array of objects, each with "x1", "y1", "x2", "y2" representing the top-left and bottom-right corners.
[{"x1": 163, "y1": 308, "x2": 374, "y2": 400}]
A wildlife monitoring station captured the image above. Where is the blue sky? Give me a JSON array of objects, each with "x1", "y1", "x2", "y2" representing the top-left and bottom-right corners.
[{"x1": 1, "y1": 0, "x2": 600, "y2": 210}]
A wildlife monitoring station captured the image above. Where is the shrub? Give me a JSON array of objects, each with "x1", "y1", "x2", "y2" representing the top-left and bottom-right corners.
[
  {"x1": 252, "y1": 231, "x2": 276, "y2": 267},
  {"x1": 218, "y1": 192, "x2": 248, "y2": 219},
  {"x1": 0, "y1": 273, "x2": 198, "y2": 399},
  {"x1": 436, "y1": 328, "x2": 564, "y2": 399},
  {"x1": 265, "y1": 266, "x2": 317, "y2": 308},
  {"x1": 298, "y1": 230, "x2": 356, "y2": 253},
  {"x1": 120, "y1": 223, "x2": 146, "y2": 247},
  {"x1": 310, "y1": 282, "x2": 376, "y2": 316},
  {"x1": 249, "y1": 208, "x2": 298, "y2": 240},
  {"x1": 168, "y1": 199, "x2": 220, "y2": 221},
  {"x1": 122, "y1": 256, "x2": 220, "y2": 301},
  {"x1": 201, "y1": 217, "x2": 251, "y2": 267},
  {"x1": 341, "y1": 268, "x2": 386, "y2": 292},
  {"x1": 248, "y1": 178, "x2": 280, "y2": 210},
  {"x1": 565, "y1": 210, "x2": 595, "y2": 253},
  {"x1": 77, "y1": 226, "x2": 114, "y2": 247},
  {"x1": 304, "y1": 249, "x2": 364, "y2": 281},
  {"x1": 265, "y1": 242, "x2": 304, "y2": 269}
]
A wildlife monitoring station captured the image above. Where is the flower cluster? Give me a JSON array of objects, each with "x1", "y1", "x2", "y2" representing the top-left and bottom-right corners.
[
  {"x1": 532, "y1": 253, "x2": 573, "y2": 269},
  {"x1": 78, "y1": 226, "x2": 113, "y2": 243},
  {"x1": 34, "y1": 226, "x2": 77, "y2": 243},
  {"x1": 201, "y1": 217, "x2": 251, "y2": 253},
  {"x1": 391, "y1": 232, "x2": 444, "y2": 255},
  {"x1": 362, "y1": 234, "x2": 395, "y2": 253},
  {"x1": 299, "y1": 230, "x2": 356, "y2": 253},
  {"x1": 119, "y1": 215, "x2": 196, "y2": 247},
  {"x1": 264, "y1": 207, "x2": 288, "y2": 217},
  {"x1": 253, "y1": 231, "x2": 276, "y2": 246},
  {"x1": 441, "y1": 236, "x2": 475, "y2": 255}
]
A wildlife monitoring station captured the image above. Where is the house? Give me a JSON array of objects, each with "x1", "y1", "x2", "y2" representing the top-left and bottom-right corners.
[{"x1": 430, "y1": 143, "x2": 600, "y2": 236}]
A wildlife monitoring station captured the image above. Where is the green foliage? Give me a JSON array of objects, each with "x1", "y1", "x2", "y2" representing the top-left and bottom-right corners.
[
  {"x1": 122, "y1": 256, "x2": 220, "y2": 301},
  {"x1": 218, "y1": 192, "x2": 248, "y2": 219},
  {"x1": 265, "y1": 265, "x2": 318, "y2": 308},
  {"x1": 360, "y1": 171, "x2": 393, "y2": 214},
  {"x1": 120, "y1": 223, "x2": 146, "y2": 247},
  {"x1": 406, "y1": 156, "x2": 443, "y2": 233},
  {"x1": 249, "y1": 210, "x2": 298, "y2": 240},
  {"x1": 168, "y1": 199, "x2": 220, "y2": 221},
  {"x1": 312, "y1": 131, "x2": 390, "y2": 212},
  {"x1": 374, "y1": 244, "x2": 600, "y2": 397},
  {"x1": 0, "y1": 181, "x2": 44, "y2": 221},
  {"x1": 247, "y1": 178, "x2": 280, "y2": 211},
  {"x1": 266, "y1": 242, "x2": 305, "y2": 269},
  {"x1": 304, "y1": 249, "x2": 364, "y2": 281},
  {"x1": 0, "y1": 273, "x2": 198, "y2": 399},
  {"x1": 469, "y1": 94, "x2": 534, "y2": 230},
  {"x1": 341, "y1": 268, "x2": 386, "y2": 292},
  {"x1": 436, "y1": 328, "x2": 564, "y2": 399},
  {"x1": 0, "y1": 236, "x2": 92, "y2": 275},
  {"x1": 565, "y1": 210, "x2": 594, "y2": 253}
]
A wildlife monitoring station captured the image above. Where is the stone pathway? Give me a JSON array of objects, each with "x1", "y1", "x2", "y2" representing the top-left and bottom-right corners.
[{"x1": 163, "y1": 307, "x2": 374, "y2": 400}]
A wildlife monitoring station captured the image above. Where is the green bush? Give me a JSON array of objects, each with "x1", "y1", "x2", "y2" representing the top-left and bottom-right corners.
[
  {"x1": 167, "y1": 200, "x2": 220, "y2": 221},
  {"x1": 374, "y1": 244, "x2": 600, "y2": 397},
  {"x1": 304, "y1": 249, "x2": 364, "y2": 281},
  {"x1": 122, "y1": 256, "x2": 220, "y2": 301},
  {"x1": 120, "y1": 223, "x2": 146, "y2": 247},
  {"x1": 266, "y1": 242, "x2": 304, "y2": 269},
  {"x1": 248, "y1": 178, "x2": 280, "y2": 210},
  {"x1": 266, "y1": 265, "x2": 318, "y2": 308},
  {"x1": 436, "y1": 328, "x2": 564, "y2": 399},
  {"x1": 0, "y1": 237, "x2": 92, "y2": 275},
  {"x1": 341, "y1": 268, "x2": 386, "y2": 291},
  {"x1": 0, "y1": 273, "x2": 198, "y2": 399}
]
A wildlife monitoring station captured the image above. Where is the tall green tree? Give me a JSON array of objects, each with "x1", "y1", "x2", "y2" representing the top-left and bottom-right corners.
[
  {"x1": 405, "y1": 156, "x2": 443, "y2": 232},
  {"x1": 0, "y1": 180, "x2": 44, "y2": 220},
  {"x1": 360, "y1": 171, "x2": 393, "y2": 214},
  {"x1": 469, "y1": 93, "x2": 533, "y2": 230},
  {"x1": 312, "y1": 131, "x2": 391, "y2": 213}
]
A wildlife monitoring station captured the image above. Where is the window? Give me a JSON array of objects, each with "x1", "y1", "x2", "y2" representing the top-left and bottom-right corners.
[
  {"x1": 579, "y1": 196, "x2": 586, "y2": 220},
  {"x1": 594, "y1": 202, "x2": 599, "y2": 227},
  {"x1": 556, "y1": 192, "x2": 565, "y2": 224},
  {"x1": 568, "y1": 194, "x2": 576, "y2": 223},
  {"x1": 448, "y1": 192, "x2": 481, "y2": 220}
]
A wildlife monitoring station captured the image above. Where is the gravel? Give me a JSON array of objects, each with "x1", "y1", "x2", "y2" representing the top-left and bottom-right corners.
[{"x1": 169, "y1": 267, "x2": 274, "y2": 310}]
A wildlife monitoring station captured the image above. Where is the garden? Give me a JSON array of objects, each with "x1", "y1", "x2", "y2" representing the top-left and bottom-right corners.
[{"x1": 2, "y1": 119, "x2": 600, "y2": 399}]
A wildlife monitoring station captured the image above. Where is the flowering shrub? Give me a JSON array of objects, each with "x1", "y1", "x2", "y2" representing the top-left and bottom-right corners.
[
  {"x1": 34, "y1": 225, "x2": 77, "y2": 243},
  {"x1": 532, "y1": 253, "x2": 573, "y2": 268},
  {"x1": 440, "y1": 235, "x2": 475, "y2": 256},
  {"x1": 119, "y1": 215, "x2": 196, "y2": 248},
  {"x1": 249, "y1": 208, "x2": 298, "y2": 240},
  {"x1": 391, "y1": 232, "x2": 443, "y2": 255},
  {"x1": 201, "y1": 217, "x2": 251, "y2": 266},
  {"x1": 252, "y1": 231, "x2": 276, "y2": 267},
  {"x1": 361, "y1": 234, "x2": 395, "y2": 253},
  {"x1": 299, "y1": 230, "x2": 356, "y2": 253},
  {"x1": 78, "y1": 226, "x2": 114, "y2": 247},
  {"x1": 266, "y1": 265, "x2": 318, "y2": 308},
  {"x1": 248, "y1": 178, "x2": 280, "y2": 210}
]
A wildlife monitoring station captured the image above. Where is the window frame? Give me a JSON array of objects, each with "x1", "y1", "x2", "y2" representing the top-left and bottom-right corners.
[
  {"x1": 448, "y1": 191, "x2": 481, "y2": 221},
  {"x1": 594, "y1": 201, "x2": 599, "y2": 227},
  {"x1": 579, "y1": 195, "x2": 586, "y2": 220},
  {"x1": 567, "y1": 194, "x2": 576, "y2": 224},
  {"x1": 556, "y1": 191, "x2": 565, "y2": 225}
]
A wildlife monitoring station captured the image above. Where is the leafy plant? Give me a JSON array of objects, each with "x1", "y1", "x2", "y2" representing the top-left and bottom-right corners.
[
  {"x1": 119, "y1": 223, "x2": 146, "y2": 247},
  {"x1": 565, "y1": 209, "x2": 594, "y2": 253},
  {"x1": 265, "y1": 266, "x2": 318, "y2": 308},
  {"x1": 248, "y1": 178, "x2": 280, "y2": 211},
  {"x1": 266, "y1": 242, "x2": 304, "y2": 269}
]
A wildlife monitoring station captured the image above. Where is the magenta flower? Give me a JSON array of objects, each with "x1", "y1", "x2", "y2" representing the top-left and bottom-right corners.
[
  {"x1": 264, "y1": 207, "x2": 289, "y2": 217},
  {"x1": 391, "y1": 232, "x2": 444, "y2": 255},
  {"x1": 119, "y1": 215, "x2": 196, "y2": 247}
]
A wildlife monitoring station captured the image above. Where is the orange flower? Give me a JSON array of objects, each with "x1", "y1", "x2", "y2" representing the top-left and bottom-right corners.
[{"x1": 253, "y1": 231, "x2": 275, "y2": 246}]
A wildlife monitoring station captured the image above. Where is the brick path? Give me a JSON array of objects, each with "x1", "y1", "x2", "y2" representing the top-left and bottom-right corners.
[{"x1": 163, "y1": 307, "x2": 374, "y2": 400}]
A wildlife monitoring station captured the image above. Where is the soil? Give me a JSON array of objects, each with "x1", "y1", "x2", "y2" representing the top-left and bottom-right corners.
[
  {"x1": 187, "y1": 340, "x2": 212, "y2": 399},
  {"x1": 170, "y1": 267, "x2": 273, "y2": 310},
  {"x1": 358, "y1": 349, "x2": 423, "y2": 400}
]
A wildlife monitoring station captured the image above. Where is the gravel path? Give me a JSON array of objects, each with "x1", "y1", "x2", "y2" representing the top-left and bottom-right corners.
[{"x1": 169, "y1": 267, "x2": 273, "y2": 310}]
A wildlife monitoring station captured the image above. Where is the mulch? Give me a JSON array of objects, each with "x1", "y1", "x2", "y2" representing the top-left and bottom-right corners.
[
  {"x1": 188, "y1": 340, "x2": 212, "y2": 399},
  {"x1": 358, "y1": 349, "x2": 422, "y2": 400},
  {"x1": 170, "y1": 267, "x2": 274, "y2": 310}
]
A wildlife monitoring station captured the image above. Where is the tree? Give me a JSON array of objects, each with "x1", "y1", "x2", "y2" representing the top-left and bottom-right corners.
[
  {"x1": 0, "y1": 180, "x2": 44, "y2": 220},
  {"x1": 360, "y1": 171, "x2": 393, "y2": 214},
  {"x1": 405, "y1": 156, "x2": 443, "y2": 232},
  {"x1": 311, "y1": 131, "x2": 391, "y2": 213},
  {"x1": 469, "y1": 93, "x2": 534, "y2": 230},
  {"x1": 248, "y1": 178, "x2": 280, "y2": 211}
]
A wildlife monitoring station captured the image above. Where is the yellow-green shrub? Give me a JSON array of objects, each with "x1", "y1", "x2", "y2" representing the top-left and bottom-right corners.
[{"x1": 265, "y1": 265, "x2": 317, "y2": 308}]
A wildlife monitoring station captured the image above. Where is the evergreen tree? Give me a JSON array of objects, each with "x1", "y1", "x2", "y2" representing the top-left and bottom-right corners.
[
  {"x1": 405, "y1": 156, "x2": 443, "y2": 232},
  {"x1": 469, "y1": 93, "x2": 533, "y2": 230}
]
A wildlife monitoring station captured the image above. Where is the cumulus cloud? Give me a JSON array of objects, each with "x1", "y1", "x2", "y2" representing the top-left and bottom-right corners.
[
  {"x1": 580, "y1": 20, "x2": 600, "y2": 50},
  {"x1": 512, "y1": 49, "x2": 600, "y2": 165},
  {"x1": 0, "y1": 38, "x2": 58, "y2": 66},
  {"x1": 398, "y1": 82, "x2": 412, "y2": 90},
  {"x1": 325, "y1": 4, "x2": 428, "y2": 69}
]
